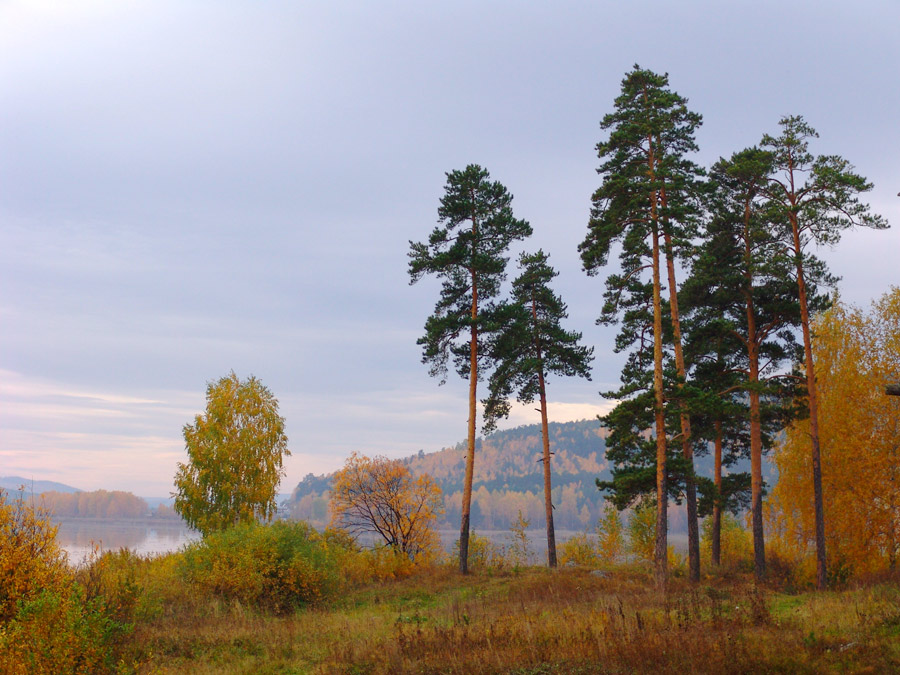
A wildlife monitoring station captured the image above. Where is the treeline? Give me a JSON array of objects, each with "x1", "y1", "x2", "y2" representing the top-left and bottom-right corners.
[{"x1": 40, "y1": 490, "x2": 179, "y2": 519}]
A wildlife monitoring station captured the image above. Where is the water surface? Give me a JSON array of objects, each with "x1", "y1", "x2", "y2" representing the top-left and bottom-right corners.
[{"x1": 55, "y1": 518, "x2": 199, "y2": 564}]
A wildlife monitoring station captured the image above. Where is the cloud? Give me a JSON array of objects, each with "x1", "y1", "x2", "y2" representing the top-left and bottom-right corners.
[{"x1": 499, "y1": 400, "x2": 617, "y2": 428}]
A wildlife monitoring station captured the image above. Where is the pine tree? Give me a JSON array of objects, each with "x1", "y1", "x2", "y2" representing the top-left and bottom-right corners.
[
  {"x1": 408, "y1": 165, "x2": 531, "y2": 574},
  {"x1": 580, "y1": 66, "x2": 702, "y2": 587},
  {"x1": 682, "y1": 147, "x2": 819, "y2": 578},
  {"x1": 483, "y1": 250, "x2": 593, "y2": 567},
  {"x1": 760, "y1": 116, "x2": 889, "y2": 589}
]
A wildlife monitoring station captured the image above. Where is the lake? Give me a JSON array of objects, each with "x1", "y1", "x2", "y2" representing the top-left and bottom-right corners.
[
  {"x1": 55, "y1": 518, "x2": 200, "y2": 564},
  {"x1": 54, "y1": 519, "x2": 689, "y2": 565}
]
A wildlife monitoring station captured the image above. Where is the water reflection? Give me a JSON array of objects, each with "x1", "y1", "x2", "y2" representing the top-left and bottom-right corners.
[{"x1": 55, "y1": 519, "x2": 200, "y2": 564}]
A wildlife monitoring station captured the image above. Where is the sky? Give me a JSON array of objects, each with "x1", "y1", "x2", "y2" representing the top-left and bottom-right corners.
[{"x1": 2, "y1": 1, "x2": 898, "y2": 497}]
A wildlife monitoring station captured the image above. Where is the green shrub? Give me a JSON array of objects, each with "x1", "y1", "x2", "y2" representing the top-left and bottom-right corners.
[
  {"x1": 627, "y1": 500, "x2": 657, "y2": 564},
  {"x1": 0, "y1": 584, "x2": 130, "y2": 674},
  {"x1": 179, "y1": 521, "x2": 341, "y2": 612},
  {"x1": 701, "y1": 512, "x2": 754, "y2": 571}
]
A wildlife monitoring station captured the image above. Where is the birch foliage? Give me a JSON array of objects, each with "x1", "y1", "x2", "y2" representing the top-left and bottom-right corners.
[{"x1": 174, "y1": 372, "x2": 289, "y2": 536}]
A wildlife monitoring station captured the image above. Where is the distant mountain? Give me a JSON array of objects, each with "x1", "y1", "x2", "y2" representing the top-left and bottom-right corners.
[{"x1": 0, "y1": 476, "x2": 82, "y2": 494}]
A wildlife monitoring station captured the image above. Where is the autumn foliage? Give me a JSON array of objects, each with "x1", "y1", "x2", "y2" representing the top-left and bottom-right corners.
[
  {"x1": 767, "y1": 289, "x2": 900, "y2": 578},
  {"x1": 330, "y1": 453, "x2": 443, "y2": 561},
  {"x1": 0, "y1": 490, "x2": 131, "y2": 674},
  {"x1": 40, "y1": 490, "x2": 148, "y2": 519},
  {"x1": 174, "y1": 372, "x2": 290, "y2": 535},
  {"x1": 0, "y1": 489, "x2": 68, "y2": 622}
]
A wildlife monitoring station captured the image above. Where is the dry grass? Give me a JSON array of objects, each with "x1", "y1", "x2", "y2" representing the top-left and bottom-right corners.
[{"x1": 122, "y1": 564, "x2": 900, "y2": 674}]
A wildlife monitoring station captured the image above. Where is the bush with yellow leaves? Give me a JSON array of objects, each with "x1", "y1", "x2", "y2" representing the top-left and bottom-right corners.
[
  {"x1": 0, "y1": 488, "x2": 69, "y2": 622},
  {"x1": 179, "y1": 520, "x2": 345, "y2": 613},
  {"x1": 0, "y1": 489, "x2": 131, "y2": 674}
]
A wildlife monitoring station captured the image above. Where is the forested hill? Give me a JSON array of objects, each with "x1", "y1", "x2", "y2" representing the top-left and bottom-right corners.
[
  {"x1": 406, "y1": 419, "x2": 609, "y2": 493},
  {"x1": 288, "y1": 419, "x2": 618, "y2": 531}
]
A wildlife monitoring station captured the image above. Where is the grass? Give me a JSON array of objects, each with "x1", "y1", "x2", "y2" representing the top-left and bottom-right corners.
[{"x1": 121, "y1": 562, "x2": 900, "y2": 674}]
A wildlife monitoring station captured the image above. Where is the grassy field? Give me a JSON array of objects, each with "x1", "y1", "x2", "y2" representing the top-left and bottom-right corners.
[
  {"x1": 123, "y1": 565, "x2": 900, "y2": 674},
  {"x1": 4, "y1": 513, "x2": 899, "y2": 674}
]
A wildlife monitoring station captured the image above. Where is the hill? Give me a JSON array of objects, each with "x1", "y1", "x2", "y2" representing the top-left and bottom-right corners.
[
  {"x1": 289, "y1": 419, "x2": 617, "y2": 531},
  {"x1": 0, "y1": 476, "x2": 81, "y2": 494}
]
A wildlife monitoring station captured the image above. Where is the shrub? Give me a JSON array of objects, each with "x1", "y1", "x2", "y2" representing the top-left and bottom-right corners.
[
  {"x1": 452, "y1": 532, "x2": 506, "y2": 571},
  {"x1": 596, "y1": 503, "x2": 626, "y2": 564},
  {"x1": 0, "y1": 489, "x2": 69, "y2": 622},
  {"x1": 507, "y1": 511, "x2": 532, "y2": 568},
  {"x1": 627, "y1": 500, "x2": 656, "y2": 564},
  {"x1": 701, "y1": 513, "x2": 754, "y2": 571},
  {"x1": 0, "y1": 492, "x2": 134, "y2": 673},
  {"x1": 558, "y1": 533, "x2": 599, "y2": 567},
  {"x1": 179, "y1": 521, "x2": 341, "y2": 612},
  {"x1": 74, "y1": 547, "x2": 142, "y2": 625},
  {"x1": 0, "y1": 584, "x2": 130, "y2": 675},
  {"x1": 330, "y1": 453, "x2": 443, "y2": 561},
  {"x1": 625, "y1": 501, "x2": 682, "y2": 570}
]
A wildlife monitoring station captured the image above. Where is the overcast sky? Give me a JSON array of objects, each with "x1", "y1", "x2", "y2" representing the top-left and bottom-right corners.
[{"x1": 2, "y1": 1, "x2": 897, "y2": 496}]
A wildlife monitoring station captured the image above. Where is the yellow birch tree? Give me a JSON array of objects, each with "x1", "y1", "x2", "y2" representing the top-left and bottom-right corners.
[{"x1": 768, "y1": 289, "x2": 900, "y2": 577}]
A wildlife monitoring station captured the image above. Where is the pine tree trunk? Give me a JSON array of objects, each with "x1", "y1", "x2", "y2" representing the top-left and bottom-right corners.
[
  {"x1": 790, "y1": 214, "x2": 827, "y2": 591},
  {"x1": 712, "y1": 420, "x2": 723, "y2": 567},
  {"x1": 538, "y1": 372, "x2": 556, "y2": 568},
  {"x1": 661, "y1": 218, "x2": 699, "y2": 583},
  {"x1": 646, "y1": 128, "x2": 667, "y2": 591},
  {"x1": 532, "y1": 297, "x2": 557, "y2": 568},
  {"x1": 652, "y1": 220, "x2": 668, "y2": 591},
  {"x1": 748, "y1": 343, "x2": 766, "y2": 580},
  {"x1": 459, "y1": 221, "x2": 479, "y2": 575},
  {"x1": 742, "y1": 214, "x2": 766, "y2": 580}
]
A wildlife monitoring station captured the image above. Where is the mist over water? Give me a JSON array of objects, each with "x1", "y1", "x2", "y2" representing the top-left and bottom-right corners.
[{"x1": 55, "y1": 518, "x2": 199, "y2": 564}]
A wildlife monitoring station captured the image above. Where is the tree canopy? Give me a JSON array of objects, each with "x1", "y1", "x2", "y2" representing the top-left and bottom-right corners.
[
  {"x1": 330, "y1": 453, "x2": 443, "y2": 561},
  {"x1": 580, "y1": 65, "x2": 704, "y2": 587},
  {"x1": 760, "y1": 115, "x2": 888, "y2": 589},
  {"x1": 484, "y1": 250, "x2": 593, "y2": 567},
  {"x1": 174, "y1": 372, "x2": 290, "y2": 536}
]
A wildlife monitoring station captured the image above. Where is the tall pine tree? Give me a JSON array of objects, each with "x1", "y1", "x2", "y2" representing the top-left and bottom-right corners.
[
  {"x1": 408, "y1": 165, "x2": 531, "y2": 574},
  {"x1": 483, "y1": 250, "x2": 593, "y2": 568},
  {"x1": 760, "y1": 117, "x2": 888, "y2": 589},
  {"x1": 580, "y1": 66, "x2": 703, "y2": 587}
]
